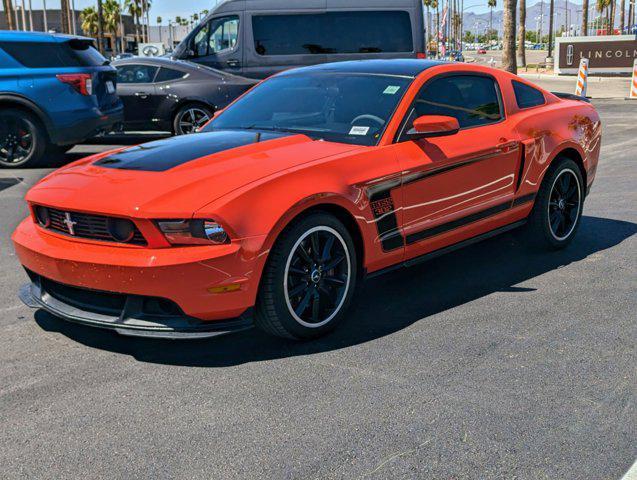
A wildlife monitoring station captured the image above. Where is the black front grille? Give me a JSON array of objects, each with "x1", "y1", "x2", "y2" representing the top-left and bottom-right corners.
[{"x1": 39, "y1": 207, "x2": 146, "y2": 245}]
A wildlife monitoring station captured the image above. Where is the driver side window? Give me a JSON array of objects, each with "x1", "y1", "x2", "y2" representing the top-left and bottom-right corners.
[
  {"x1": 399, "y1": 74, "x2": 503, "y2": 141},
  {"x1": 191, "y1": 16, "x2": 239, "y2": 57}
]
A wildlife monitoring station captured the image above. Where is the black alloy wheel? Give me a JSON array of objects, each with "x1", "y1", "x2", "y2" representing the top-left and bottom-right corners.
[
  {"x1": 525, "y1": 158, "x2": 584, "y2": 249},
  {"x1": 256, "y1": 213, "x2": 358, "y2": 339},
  {"x1": 548, "y1": 168, "x2": 581, "y2": 241},
  {"x1": 174, "y1": 105, "x2": 213, "y2": 135},
  {"x1": 0, "y1": 109, "x2": 46, "y2": 168},
  {"x1": 284, "y1": 226, "x2": 351, "y2": 327}
]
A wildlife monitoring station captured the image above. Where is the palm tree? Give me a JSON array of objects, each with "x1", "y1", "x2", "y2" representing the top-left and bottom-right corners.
[
  {"x1": 143, "y1": 0, "x2": 151, "y2": 42},
  {"x1": 517, "y1": 0, "x2": 526, "y2": 67},
  {"x1": 582, "y1": 0, "x2": 589, "y2": 35},
  {"x1": 619, "y1": 0, "x2": 625, "y2": 30},
  {"x1": 423, "y1": 0, "x2": 432, "y2": 45},
  {"x1": 488, "y1": 0, "x2": 497, "y2": 38},
  {"x1": 502, "y1": 0, "x2": 517, "y2": 73},
  {"x1": 547, "y1": 0, "x2": 554, "y2": 60},
  {"x1": 103, "y1": 0, "x2": 121, "y2": 53},
  {"x1": 80, "y1": 6, "x2": 98, "y2": 37},
  {"x1": 156, "y1": 15, "x2": 162, "y2": 43},
  {"x1": 125, "y1": 0, "x2": 142, "y2": 44},
  {"x1": 3, "y1": 0, "x2": 15, "y2": 30},
  {"x1": 96, "y1": 0, "x2": 105, "y2": 54},
  {"x1": 60, "y1": 0, "x2": 70, "y2": 33},
  {"x1": 596, "y1": 0, "x2": 611, "y2": 33},
  {"x1": 42, "y1": 0, "x2": 48, "y2": 31}
]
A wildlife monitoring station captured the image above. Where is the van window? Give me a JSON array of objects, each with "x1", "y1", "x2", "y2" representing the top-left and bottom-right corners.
[
  {"x1": 252, "y1": 11, "x2": 413, "y2": 56},
  {"x1": 192, "y1": 15, "x2": 239, "y2": 57}
]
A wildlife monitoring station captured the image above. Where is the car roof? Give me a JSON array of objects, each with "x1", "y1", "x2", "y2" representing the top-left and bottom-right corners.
[
  {"x1": 0, "y1": 30, "x2": 93, "y2": 43},
  {"x1": 113, "y1": 57, "x2": 229, "y2": 76},
  {"x1": 278, "y1": 59, "x2": 448, "y2": 78}
]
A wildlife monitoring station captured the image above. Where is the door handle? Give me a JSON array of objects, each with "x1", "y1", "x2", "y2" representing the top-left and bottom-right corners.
[
  {"x1": 134, "y1": 92, "x2": 149, "y2": 99},
  {"x1": 226, "y1": 59, "x2": 240, "y2": 68}
]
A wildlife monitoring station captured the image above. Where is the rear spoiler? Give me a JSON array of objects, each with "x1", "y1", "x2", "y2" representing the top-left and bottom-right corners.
[{"x1": 551, "y1": 92, "x2": 591, "y2": 103}]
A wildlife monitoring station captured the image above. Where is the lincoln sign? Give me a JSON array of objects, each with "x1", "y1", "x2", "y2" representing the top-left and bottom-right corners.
[{"x1": 556, "y1": 35, "x2": 637, "y2": 74}]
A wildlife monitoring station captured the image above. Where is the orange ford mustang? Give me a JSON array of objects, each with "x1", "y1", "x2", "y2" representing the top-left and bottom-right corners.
[{"x1": 13, "y1": 60, "x2": 601, "y2": 340}]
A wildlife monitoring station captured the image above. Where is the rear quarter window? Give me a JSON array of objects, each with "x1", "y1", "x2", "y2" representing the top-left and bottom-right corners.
[
  {"x1": 512, "y1": 81, "x2": 546, "y2": 109},
  {"x1": 0, "y1": 40, "x2": 106, "y2": 68}
]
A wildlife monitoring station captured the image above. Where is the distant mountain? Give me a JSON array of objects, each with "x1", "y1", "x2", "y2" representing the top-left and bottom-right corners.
[{"x1": 426, "y1": 0, "x2": 624, "y2": 38}]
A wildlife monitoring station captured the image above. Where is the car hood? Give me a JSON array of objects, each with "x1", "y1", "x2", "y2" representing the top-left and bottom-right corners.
[{"x1": 26, "y1": 130, "x2": 363, "y2": 218}]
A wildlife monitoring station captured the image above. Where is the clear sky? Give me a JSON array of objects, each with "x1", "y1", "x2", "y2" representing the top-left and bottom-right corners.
[
  {"x1": 5, "y1": 0, "x2": 224, "y2": 24},
  {"x1": 6, "y1": 0, "x2": 583, "y2": 24}
]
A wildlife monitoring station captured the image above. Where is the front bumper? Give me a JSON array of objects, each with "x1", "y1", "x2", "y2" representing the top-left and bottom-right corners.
[
  {"x1": 13, "y1": 217, "x2": 264, "y2": 321},
  {"x1": 19, "y1": 273, "x2": 253, "y2": 339}
]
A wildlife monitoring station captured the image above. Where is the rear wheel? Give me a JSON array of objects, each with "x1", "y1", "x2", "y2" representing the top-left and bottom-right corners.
[
  {"x1": 256, "y1": 213, "x2": 358, "y2": 339},
  {"x1": 0, "y1": 109, "x2": 47, "y2": 168},
  {"x1": 173, "y1": 104, "x2": 213, "y2": 135},
  {"x1": 526, "y1": 158, "x2": 584, "y2": 249}
]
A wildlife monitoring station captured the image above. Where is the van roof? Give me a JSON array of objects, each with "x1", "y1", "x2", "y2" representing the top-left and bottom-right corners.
[
  {"x1": 211, "y1": 0, "x2": 422, "y2": 14},
  {"x1": 279, "y1": 59, "x2": 446, "y2": 78}
]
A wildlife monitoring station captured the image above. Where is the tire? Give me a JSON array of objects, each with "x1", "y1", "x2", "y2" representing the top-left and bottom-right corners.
[
  {"x1": 525, "y1": 157, "x2": 585, "y2": 250},
  {"x1": 0, "y1": 108, "x2": 47, "y2": 168},
  {"x1": 255, "y1": 213, "x2": 358, "y2": 340},
  {"x1": 172, "y1": 104, "x2": 213, "y2": 135}
]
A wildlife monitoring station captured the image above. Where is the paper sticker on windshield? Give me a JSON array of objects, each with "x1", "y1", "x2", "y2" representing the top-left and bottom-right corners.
[
  {"x1": 383, "y1": 85, "x2": 401, "y2": 95},
  {"x1": 349, "y1": 126, "x2": 370, "y2": 136}
]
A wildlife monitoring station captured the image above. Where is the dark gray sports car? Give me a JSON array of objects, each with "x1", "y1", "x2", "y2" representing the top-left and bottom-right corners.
[{"x1": 113, "y1": 57, "x2": 256, "y2": 135}]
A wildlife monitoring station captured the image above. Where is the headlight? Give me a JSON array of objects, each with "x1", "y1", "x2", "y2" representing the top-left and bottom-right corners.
[{"x1": 157, "y1": 219, "x2": 229, "y2": 245}]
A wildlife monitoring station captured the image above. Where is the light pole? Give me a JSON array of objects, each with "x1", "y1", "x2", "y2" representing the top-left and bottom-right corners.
[{"x1": 42, "y1": 0, "x2": 48, "y2": 32}]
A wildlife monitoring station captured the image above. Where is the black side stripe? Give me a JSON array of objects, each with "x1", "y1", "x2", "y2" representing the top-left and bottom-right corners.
[
  {"x1": 402, "y1": 149, "x2": 505, "y2": 186},
  {"x1": 367, "y1": 178, "x2": 404, "y2": 252},
  {"x1": 405, "y1": 193, "x2": 535, "y2": 246},
  {"x1": 515, "y1": 143, "x2": 526, "y2": 191}
]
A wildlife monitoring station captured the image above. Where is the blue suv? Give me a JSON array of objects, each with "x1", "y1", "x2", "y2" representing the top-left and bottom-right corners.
[{"x1": 0, "y1": 31, "x2": 124, "y2": 168}]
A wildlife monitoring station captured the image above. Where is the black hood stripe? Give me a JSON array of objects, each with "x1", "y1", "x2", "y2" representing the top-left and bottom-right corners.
[{"x1": 94, "y1": 130, "x2": 291, "y2": 172}]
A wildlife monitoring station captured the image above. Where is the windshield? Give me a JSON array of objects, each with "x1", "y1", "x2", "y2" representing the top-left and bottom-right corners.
[{"x1": 203, "y1": 72, "x2": 413, "y2": 146}]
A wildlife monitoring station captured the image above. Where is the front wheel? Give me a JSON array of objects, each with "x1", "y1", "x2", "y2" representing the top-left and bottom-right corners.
[
  {"x1": 256, "y1": 213, "x2": 358, "y2": 339},
  {"x1": 526, "y1": 158, "x2": 584, "y2": 249}
]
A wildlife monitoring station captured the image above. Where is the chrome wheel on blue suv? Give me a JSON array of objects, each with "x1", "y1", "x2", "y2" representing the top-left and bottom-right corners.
[{"x1": 0, "y1": 32, "x2": 124, "y2": 168}]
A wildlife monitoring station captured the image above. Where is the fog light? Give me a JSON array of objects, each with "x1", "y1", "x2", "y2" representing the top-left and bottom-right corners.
[
  {"x1": 34, "y1": 206, "x2": 50, "y2": 227},
  {"x1": 107, "y1": 218, "x2": 135, "y2": 243}
]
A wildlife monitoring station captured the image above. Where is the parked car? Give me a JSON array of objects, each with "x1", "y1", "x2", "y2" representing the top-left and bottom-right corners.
[
  {"x1": 477, "y1": 48, "x2": 487, "y2": 54},
  {"x1": 14, "y1": 60, "x2": 601, "y2": 340},
  {"x1": 0, "y1": 31, "x2": 123, "y2": 168},
  {"x1": 171, "y1": 0, "x2": 426, "y2": 79},
  {"x1": 113, "y1": 57, "x2": 256, "y2": 134},
  {"x1": 447, "y1": 50, "x2": 465, "y2": 62}
]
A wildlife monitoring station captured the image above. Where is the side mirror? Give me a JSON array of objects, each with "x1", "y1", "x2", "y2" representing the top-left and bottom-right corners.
[{"x1": 407, "y1": 115, "x2": 460, "y2": 139}]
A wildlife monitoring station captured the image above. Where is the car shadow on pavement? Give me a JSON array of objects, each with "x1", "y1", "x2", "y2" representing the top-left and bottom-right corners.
[{"x1": 35, "y1": 215, "x2": 636, "y2": 367}]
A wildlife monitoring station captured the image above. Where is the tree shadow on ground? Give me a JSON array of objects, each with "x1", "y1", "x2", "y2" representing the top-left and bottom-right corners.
[{"x1": 35, "y1": 215, "x2": 636, "y2": 367}]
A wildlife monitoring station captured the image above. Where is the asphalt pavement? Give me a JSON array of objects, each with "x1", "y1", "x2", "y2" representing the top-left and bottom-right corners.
[{"x1": 0, "y1": 100, "x2": 635, "y2": 480}]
